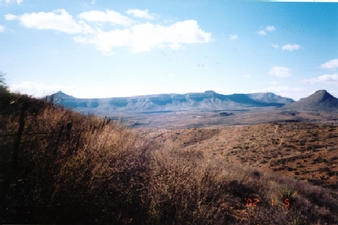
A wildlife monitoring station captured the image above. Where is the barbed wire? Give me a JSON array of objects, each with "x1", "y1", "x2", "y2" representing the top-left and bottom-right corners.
[{"x1": 0, "y1": 128, "x2": 96, "y2": 137}]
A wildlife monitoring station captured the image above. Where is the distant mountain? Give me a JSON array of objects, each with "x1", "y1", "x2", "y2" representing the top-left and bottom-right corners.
[
  {"x1": 46, "y1": 90, "x2": 294, "y2": 115},
  {"x1": 249, "y1": 92, "x2": 294, "y2": 105},
  {"x1": 283, "y1": 90, "x2": 338, "y2": 112}
]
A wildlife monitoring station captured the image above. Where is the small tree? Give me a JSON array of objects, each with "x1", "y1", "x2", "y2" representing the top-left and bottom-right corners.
[
  {"x1": 0, "y1": 72, "x2": 9, "y2": 93},
  {"x1": 0, "y1": 72, "x2": 6, "y2": 85},
  {"x1": 0, "y1": 72, "x2": 12, "y2": 112}
]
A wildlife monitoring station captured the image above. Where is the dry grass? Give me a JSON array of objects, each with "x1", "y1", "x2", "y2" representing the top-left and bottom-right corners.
[
  {"x1": 145, "y1": 132, "x2": 337, "y2": 225},
  {"x1": 0, "y1": 93, "x2": 150, "y2": 224},
  {"x1": 0, "y1": 91, "x2": 337, "y2": 224},
  {"x1": 147, "y1": 122, "x2": 338, "y2": 190}
]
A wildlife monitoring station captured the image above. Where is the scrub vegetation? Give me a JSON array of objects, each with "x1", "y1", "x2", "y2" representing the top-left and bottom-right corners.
[{"x1": 0, "y1": 85, "x2": 337, "y2": 224}]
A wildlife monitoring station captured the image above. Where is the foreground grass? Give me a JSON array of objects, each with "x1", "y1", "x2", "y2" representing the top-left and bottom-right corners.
[{"x1": 0, "y1": 90, "x2": 337, "y2": 224}]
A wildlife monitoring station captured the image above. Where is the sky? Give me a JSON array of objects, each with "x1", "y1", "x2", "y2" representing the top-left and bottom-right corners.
[{"x1": 0, "y1": 0, "x2": 337, "y2": 100}]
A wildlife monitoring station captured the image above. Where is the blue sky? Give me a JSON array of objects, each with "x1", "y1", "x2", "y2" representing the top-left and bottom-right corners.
[{"x1": 0, "y1": 0, "x2": 337, "y2": 100}]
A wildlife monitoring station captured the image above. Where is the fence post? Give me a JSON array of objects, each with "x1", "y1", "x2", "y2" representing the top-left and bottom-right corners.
[
  {"x1": 54, "y1": 125, "x2": 64, "y2": 158},
  {"x1": 0, "y1": 102, "x2": 28, "y2": 220}
]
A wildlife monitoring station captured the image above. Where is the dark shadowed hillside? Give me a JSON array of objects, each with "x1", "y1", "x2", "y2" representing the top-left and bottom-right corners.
[{"x1": 284, "y1": 90, "x2": 338, "y2": 112}]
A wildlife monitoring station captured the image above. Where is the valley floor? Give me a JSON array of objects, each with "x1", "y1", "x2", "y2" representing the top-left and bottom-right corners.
[
  {"x1": 118, "y1": 109, "x2": 338, "y2": 128},
  {"x1": 141, "y1": 122, "x2": 338, "y2": 191}
]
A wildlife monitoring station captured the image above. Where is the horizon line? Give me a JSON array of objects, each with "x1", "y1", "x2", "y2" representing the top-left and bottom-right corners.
[{"x1": 48, "y1": 89, "x2": 330, "y2": 100}]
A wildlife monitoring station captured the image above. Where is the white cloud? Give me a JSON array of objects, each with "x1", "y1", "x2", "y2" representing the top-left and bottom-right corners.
[
  {"x1": 269, "y1": 66, "x2": 292, "y2": 78},
  {"x1": 282, "y1": 44, "x2": 301, "y2": 51},
  {"x1": 6, "y1": 9, "x2": 211, "y2": 55},
  {"x1": 266, "y1": 25, "x2": 275, "y2": 31},
  {"x1": 1, "y1": 0, "x2": 23, "y2": 4},
  {"x1": 272, "y1": 44, "x2": 279, "y2": 49},
  {"x1": 257, "y1": 30, "x2": 267, "y2": 36},
  {"x1": 0, "y1": 24, "x2": 4, "y2": 32},
  {"x1": 229, "y1": 34, "x2": 238, "y2": 40},
  {"x1": 78, "y1": 10, "x2": 132, "y2": 26},
  {"x1": 5, "y1": 9, "x2": 92, "y2": 34},
  {"x1": 74, "y1": 29, "x2": 131, "y2": 55},
  {"x1": 320, "y1": 58, "x2": 338, "y2": 70},
  {"x1": 126, "y1": 9, "x2": 154, "y2": 20},
  {"x1": 4, "y1": 14, "x2": 17, "y2": 20},
  {"x1": 306, "y1": 74, "x2": 338, "y2": 85},
  {"x1": 74, "y1": 20, "x2": 211, "y2": 54},
  {"x1": 257, "y1": 25, "x2": 275, "y2": 36}
]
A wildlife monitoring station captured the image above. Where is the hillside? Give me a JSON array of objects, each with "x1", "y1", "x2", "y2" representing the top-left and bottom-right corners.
[
  {"x1": 1, "y1": 89, "x2": 337, "y2": 224},
  {"x1": 146, "y1": 123, "x2": 338, "y2": 190},
  {"x1": 284, "y1": 90, "x2": 338, "y2": 112},
  {"x1": 46, "y1": 90, "x2": 294, "y2": 115}
]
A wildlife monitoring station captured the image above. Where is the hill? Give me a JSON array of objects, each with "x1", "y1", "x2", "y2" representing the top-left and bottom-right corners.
[
  {"x1": 1, "y1": 89, "x2": 337, "y2": 224},
  {"x1": 46, "y1": 90, "x2": 294, "y2": 115},
  {"x1": 147, "y1": 123, "x2": 338, "y2": 190},
  {"x1": 284, "y1": 90, "x2": 338, "y2": 112}
]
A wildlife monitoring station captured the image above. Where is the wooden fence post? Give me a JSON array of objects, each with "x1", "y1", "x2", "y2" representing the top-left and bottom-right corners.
[{"x1": 0, "y1": 102, "x2": 28, "y2": 220}]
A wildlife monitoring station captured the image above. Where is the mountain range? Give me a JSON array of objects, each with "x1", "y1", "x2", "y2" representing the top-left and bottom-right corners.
[
  {"x1": 46, "y1": 90, "x2": 294, "y2": 115},
  {"x1": 47, "y1": 90, "x2": 338, "y2": 115}
]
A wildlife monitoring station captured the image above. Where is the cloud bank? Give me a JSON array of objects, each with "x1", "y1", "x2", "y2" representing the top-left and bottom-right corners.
[
  {"x1": 0, "y1": 0, "x2": 22, "y2": 4},
  {"x1": 78, "y1": 10, "x2": 132, "y2": 26},
  {"x1": 5, "y1": 9, "x2": 211, "y2": 55},
  {"x1": 74, "y1": 20, "x2": 211, "y2": 54},
  {"x1": 126, "y1": 9, "x2": 154, "y2": 20},
  {"x1": 6, "y1": 9, "x2": 92, "y2": 34}
]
